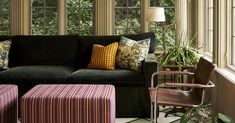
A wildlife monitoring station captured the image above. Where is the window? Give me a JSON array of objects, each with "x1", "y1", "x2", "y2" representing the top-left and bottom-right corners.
[
  {"x1": 232, "y1": 0, "x2": 235, "y2": 66},
  {"x1": 0, "y1": 0, "x2": 10, "y2": 35},
  {"x1": 149, "y1": 0, "x2": 175, "y2": 48},
  {"x1": 205, "y1": 0, "x2": 213, "y2": 55},
  {"x1": 31, "y1": 0, "x2": 58, "y2": 35},
  {"x1": 113, "y1": 0, "x2": 141, "y2": 35},
  {"x1": 67, "y1": 0, "x2": 93, "y2": 35}
]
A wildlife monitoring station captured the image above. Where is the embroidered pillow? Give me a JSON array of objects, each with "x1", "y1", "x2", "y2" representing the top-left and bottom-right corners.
[
  {"x1": 0, "y1": 40, "x2": 11, "y2": 69},
  {"x1": 116, "y1": 36, "x2": 150, "y2": 72},
  {"x1": 88, "y1": 42, "x2": 118, "y2": 70}
]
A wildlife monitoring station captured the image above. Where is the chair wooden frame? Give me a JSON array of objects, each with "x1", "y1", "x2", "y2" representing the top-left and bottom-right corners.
[{"x1": 149, "y1": 57, "x2": 215, "y2": 123}]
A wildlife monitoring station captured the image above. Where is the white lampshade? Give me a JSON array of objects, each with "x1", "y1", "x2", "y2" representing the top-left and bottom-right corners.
[{"x1": 147, "y1": 7, "x2": 166, "y2": 22}]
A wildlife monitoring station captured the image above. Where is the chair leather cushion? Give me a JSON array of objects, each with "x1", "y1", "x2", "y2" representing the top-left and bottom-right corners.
[{"x1": 157, "y1": 88, "x2": 202, "y2": 107}]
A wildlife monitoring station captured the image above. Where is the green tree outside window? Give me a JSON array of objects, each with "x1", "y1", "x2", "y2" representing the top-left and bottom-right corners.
[
  {"x1": 31, "y1": 0, "x2": 58, "y2": 35},
  {"x1": 31, "y1": 0, "x2": 93, "y2": 35},
  {"x1": 67, "y1": 0, "x2": 93, "y2": 35},
  {"x1": 0, "y1": 0, "x2": 10, "y2": 35}
]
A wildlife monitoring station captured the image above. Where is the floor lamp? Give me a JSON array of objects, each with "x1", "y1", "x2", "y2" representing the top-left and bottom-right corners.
[
  {"x1": 147, "y1": 8, "x2": 166, "y2": 122},
  {"x1": 147, "y1": 7, "x2": 166, "y2": 50}
]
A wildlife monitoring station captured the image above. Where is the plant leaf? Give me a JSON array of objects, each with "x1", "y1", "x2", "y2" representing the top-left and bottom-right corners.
[{"x1": 218, "y1": 113, "x2": 233, "y2": 123}]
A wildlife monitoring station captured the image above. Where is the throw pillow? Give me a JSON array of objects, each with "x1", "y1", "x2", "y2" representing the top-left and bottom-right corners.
[
  {"x1": 116, "y1": 36, "x2": 150, "y2": 72},
  {"x1": 0, "y1": 40, "x2": 11, "y2": 69},
  {"x1": 88, "y1": 42, "x2": 118, "y2": 70}
]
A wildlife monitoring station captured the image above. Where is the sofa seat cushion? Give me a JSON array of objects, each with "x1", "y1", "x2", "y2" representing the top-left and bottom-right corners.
[
  {"x1": 0, "y1": 66, "x2": 77, "y2": 83},
  {"x1": 67, "y1": 69, "x2": 145, "y2": 86}
]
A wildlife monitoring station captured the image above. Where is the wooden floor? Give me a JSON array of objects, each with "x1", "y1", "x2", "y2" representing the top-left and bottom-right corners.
[
  {"x1": 116, "y1": 107, "x2": 181, "y2": 123},
  {"x1": 18, "y1": 107, "x2": 181, "y2": 123}
]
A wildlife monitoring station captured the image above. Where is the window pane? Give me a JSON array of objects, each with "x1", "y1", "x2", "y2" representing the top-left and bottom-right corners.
[
  {"x1": 31, "y1": 8, "x2": 44, "y2": 35},
  {"x1": 79, "y1": 9, "x2": 93, "y2": 35},
  {"x1": 209, "y1": 9, "x2": 213, "y2": 30},
  {"x1": 67, "y1": 0, "x2": 93, "y2": 35},
  {"x1": 205, "y1": 0, "x2": 213, "y2": 54},
  {"x1": 114, "y1": 0, "x2": 141, "y2": 35},
  {"x1": 232, "y1": 38, "x2": 235, "y2": 65},
  {"x1": 127, "y1": 8, "x2": 141, "y2": 33},
  {"x1": 165, "y1": 8, "x2": 175, "y2": 25},
  {"x1": 232, "y1": 0, "x2": 235, "y2": 66},
  {"x1": 67, "y1": 8, "x2": 80, "y2": 34},
  {"x1": 31, "y1": 0, "x2": 58, "y2": 35},
  {"x1": 0, "y1": 0, "x2": 10, "y2": 35},
  {"x1": 149, "y1": 22, "x2": 164, "y2": 46},
  {"x1": 115, "y1": 0, "x2": 127, "y2": 7},
  {"x1": 45, "y1": 9, "x2": 57, "y2": 26},
  {"x1": 32, "y1": 0, "x2": 43, "y2": 7},
  {"x1": 114, "y1": 8, "x2": 128, "y2": 34},
  {"x1": 0, "y1": 0, "x2": 10, "y2": 6},
  {"x1": 208, "y1": 31, "x2": 213, "y2": 54},
  {"x1": 46, "y1": 0, "x2": 57, "y2": 7},
  {"x1": 128, "y1": 0, "x2": 141, "y2": 7},
  {"x1": 233, "y1": 8, "x2": 235, "y2": 36},
  {"x1": 150, "y1": 0, "x2": 175, "y2": 7},
  {"x1": 209, "y1": 0, "x2": 213, "y2": 7},
  {"x1": 45, "y1": 9, "x2": 58, "y2": 34}
]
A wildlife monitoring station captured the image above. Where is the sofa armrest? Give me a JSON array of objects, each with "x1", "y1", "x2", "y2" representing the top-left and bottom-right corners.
[{"x1": 143, "y1": 54, "x2": 158, "y2": 87}]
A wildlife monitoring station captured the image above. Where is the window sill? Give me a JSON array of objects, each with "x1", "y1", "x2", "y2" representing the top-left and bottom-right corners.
[
  {"x1": 215, "y1": 67, "x2": 235, "y2": 85},
  {"x1": 197, "y1": 51, "x2": 213, "y2": 62}
]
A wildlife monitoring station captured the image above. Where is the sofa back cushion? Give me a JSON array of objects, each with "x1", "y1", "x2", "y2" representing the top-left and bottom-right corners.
[
  {"x1": 77, "y1": 32, "x2": 155, "y2": 68},
  {"x1": 0, "y1": 36, "x2": 13, "y2": 41},
  {"x1": 9, "y1": 35, "x2": 79, "y2": 67}
]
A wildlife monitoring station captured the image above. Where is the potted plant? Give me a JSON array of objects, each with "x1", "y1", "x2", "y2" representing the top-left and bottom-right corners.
[
  {"x1": 180, "y1": 104, "x2": 233, "y2": 123},
  {"x1": 157, "y1": 32, "x2": 200, "y2": 68}
]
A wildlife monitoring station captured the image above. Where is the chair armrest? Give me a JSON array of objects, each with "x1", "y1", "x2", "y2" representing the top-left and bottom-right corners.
[
  {"x1": 150, "y1": 71, "x2": 194, "y2": 87},
  {"x1": 157, "y1": 81, "x2": 215, "y2": 89},
  {"x1": 143, "y1": 54, "x2": 158, "y2": 87},
  {"x1": 156, "y1": 71, "x2": 194, "y2": 75}
]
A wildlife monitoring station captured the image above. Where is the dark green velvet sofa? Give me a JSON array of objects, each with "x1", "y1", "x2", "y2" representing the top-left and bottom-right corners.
[{"x1": 0, "y1": 32, "x2": 157, "y2": 118}]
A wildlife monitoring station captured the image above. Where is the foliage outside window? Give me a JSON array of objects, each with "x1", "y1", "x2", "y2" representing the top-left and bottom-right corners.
[
  {"x1": 205, "y1": 0, "x2": 213, "y2": 55},
  {"x1": 31, "y1": 0, "x2": 58, "y2": 35},
  {"x1": 0, "y1": 0, "x2": 10, "y2": 35},
  {"x1": 113, "y1": 0, "x2": 141, "y2": 35},
  {"x1": 149, "y1": 0, "x2": 176, "y2": 48},
  {"x1": 67, "y1": 0, "x2": 93, "y2": 35}
]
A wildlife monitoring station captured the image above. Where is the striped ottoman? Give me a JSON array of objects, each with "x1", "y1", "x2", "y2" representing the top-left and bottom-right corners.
[
  {"x1": 21, "y1": 84, "x2": 115, "y2": 123},
  {"x1": 0, "y1": 85, "x2": 18, "y2": 123}
]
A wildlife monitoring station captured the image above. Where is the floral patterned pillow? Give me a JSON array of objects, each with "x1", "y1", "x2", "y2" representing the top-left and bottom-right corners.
[
  {"x1": 0, "y1": 40, "x2": 11, "y2": 69},
  {"x1": 116, "y1": 36, "x2": 150, "y2": 72}
]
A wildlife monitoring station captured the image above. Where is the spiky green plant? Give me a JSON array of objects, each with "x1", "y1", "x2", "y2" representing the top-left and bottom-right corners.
[{"x1": 159, "y1": 32, "x2": 199, "y2": 68}]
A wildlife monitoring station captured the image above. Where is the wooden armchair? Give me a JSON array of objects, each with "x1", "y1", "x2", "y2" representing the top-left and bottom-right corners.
[{"x1": 149, "y1": 57, "x2": 215, "y2": 122}]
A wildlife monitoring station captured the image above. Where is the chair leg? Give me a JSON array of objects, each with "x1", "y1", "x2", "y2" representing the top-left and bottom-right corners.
[{"x1": 165, "y1": 107, "x2": 185, "y2": 117}]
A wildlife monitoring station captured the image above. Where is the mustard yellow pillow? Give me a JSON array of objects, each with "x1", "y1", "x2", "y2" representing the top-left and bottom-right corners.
[{"x1": 88, "y1": 42, "x2": 118, "y2": 70}]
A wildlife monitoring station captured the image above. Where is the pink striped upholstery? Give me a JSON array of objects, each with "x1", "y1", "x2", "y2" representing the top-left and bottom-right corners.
[
  {"x1": 0, "y1": 85, "x2": 18, "y2": 123},
  {"x1": 21, "y1": 84, "x2": 115, "y2": 123}
]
